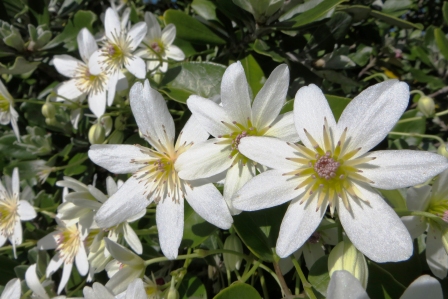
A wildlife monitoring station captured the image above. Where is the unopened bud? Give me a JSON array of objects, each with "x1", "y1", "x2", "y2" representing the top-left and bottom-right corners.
[
  {"x1": 100, "y1": 115, "x2": 113, "y2": 136},
  {"x1": 438, "y1": 144, "x2": 448, "y2": 158},
  {"x1": 223, "y1": 234, "x2": 243, "y2": 271},
  {"x1": 89, "y1": 123, "x2": 105, "y2": 144},
  {"x1": 42, "y1": 102, "x2": 56, "y2": 118},
  {"x1": 314, "y1": 59, "x2": 326, "y2": 68},
  {"x1": 114, "y1": 115, "x2": 127, "y2": 131},
  {"x1": 417, "y1": 96, "x2": 435, "y2": 118},
  {"x1": 167, "y1": 288, "x2": 179, "y2": 299},
  {"x1": 107, "y1": 130, "x2": 124, "y2": 144},
  {"x1": 45, "y1": 117, "x2": 58, "y2": 126}
]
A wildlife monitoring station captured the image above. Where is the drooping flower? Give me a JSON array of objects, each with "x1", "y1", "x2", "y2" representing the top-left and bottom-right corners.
[
  {"x1": 233, "y1": 80, "x2": 448, "y2": 262},
  {"x1": 0, "y1": 168, "x2": 37, "y2": 258},
  {"x1": 53, "y1": 28, "x2": 110, "y2": 118},
  {"x1": 37, "y1": 220, "x2": 89, "y2": 294},
  {"x1": 136, "y1": 12, "x2": 185, "y2": 73},
  {"x1": 88, "y1": 80, "x2": 232, "y2": 259},
  {"x1": 0, "y1": 79, "x2": 20, "y2": 140},
  {"x1": 89, "y1": 8, "x2": 147, "y2": 100},
  {"x1": 176, "y1": 62, "x2": 298, "y2": 214},
  {"x1": 402, "y1": 168, "x2": 448, "y2": 279}
]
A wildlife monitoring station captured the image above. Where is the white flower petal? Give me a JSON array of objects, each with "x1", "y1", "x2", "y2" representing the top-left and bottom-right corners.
[
  {"x1": 56, "y1": 176, "x2": 88, "y2": 192},
  {"x1": 185, "y1": 183, "x2": 232, "y2": 229},
  {"x1": 10, "y1": 108, "x2": 20, "y2": 141},
  {"x1": 77, "y1": 28, "x2": 98, "y2": 64},
  {"x1": 125, "y1": 279, "x2": 146, "y2": 299},
  {"x1": 276, "y1": 195, "x2": 326, "y2": 258},
  {"x1": 11, "y1": 218, "x2": 22, "y2": 246},
  {"x1": 165, "y1": 45, "x2": 185, "y2": 61},
  {"x1": 338, "y1": 184, "x2": 413, "y2": 263},
  {"x1": 53, "y1": 55, "x2": 82, "y2": 78},
  {"x1": 401, "y1": 216, "x2": 427, "y2": 239},
  {"x1": 221, "y1": 62, "x2": 252, "y2": 125},
  {"x1": 38, "y1": 232, "x2": 58, "y2": 250},
  {"x1": 238, "y1": 136, "x2": 298, "y2": 170},
  {"x1": 125, "y1": 55, "x2": 146, "y2": 79},
  {"x1": 0, "y1": 234, "x2": 6, "y2": 247},
  {"x1": 75, "y1": 242, "x2": 89, "y2": 276},
  {"x1": 107, "y1": 71, "x2": 119, "y2": 106},
  {"x1": 128, "y1": 22, "x2": 147, "y2": 51},
  {"x1": 95, "y1": 177, "x2": 151, "y2": 228},
  {"x1": 223, "y1": 162, "x2": 256, "y2": 215},
  {"x1": 144, "y1": 12, "x2": 161, "y2": 39},
  {"x1": 130, "y1": 80, "x2": 175, "y2": 146},
  {"x1": 336, "y1": 80, "x2": 408, "y2": 156},
  {"x1": 105, "y1": 265, "x2": 144, "y2": 295},
  {"x1": 327, "y1": 270, "x2": 369, "y2": 299},
  {"x1": 88, "y1": 91, "x2": 107, "y2": 118},
  {"x1": 123, "y1": 222, "x2": 143, "y2": 254},
  {"x1": 264, "y1": 112, "x2": 300, "y2": 143},
  {"x1": 11, "y1": 167, "x2": 19, "y2": 196},
  {"x1": 106, "y1": 176, "x2": 118, "y2": 196},
  {"x1": 426, "y1": 227, "x2": 448, "y2": 279},
  {"x1": 177, "y1": 116, "x2": 209, "y2": 146},
  {"x1": 26, "y1": 264, "x2": 50, "y2": 299},
  {"x1": 303, "y1": 242, "x2": 325, "y2": 270},
  {"x1": 104, "y1": 8, "x2": 121, "y2": 42},
  {"x1": 18, "y1": 200, "x2": 36, "y2": 221},
  {"x1": 104, "y1": 238, "x2": 143, "y2": 266},
  {"x1": 294, "y1": 84, "x2": 336, "y2": 149},
  {"x1": 156, "y1": 197, "x2": 184, "y2": 259},
  {"x1": 406, "y1": 186, "x2": 431, "y2": 211},
  {"x1": 187, "y1": 95, "x2": 232, "y2": 137},
  {"x1": 46, "y1": 253, "x2": 63, "y2": 277},
  {"x1": 55, "y1": 79, "x2": 84, "y2": 100},
  {"x1": 361, "y1": 150, "x2": 448, "y2": 189},
  {"x1": 88, "y1": 50, "x2": 103, "y2": 75},
  {"x1": 161, "y1": 24, "x2": 176, "y2": 46},
  {"x1": 1, "y1": 278, "x2": 21, "y2": 299},
  {"x1": 176, "y1": 140, "x2": 231, "y2": 180},
  {"x1": 58, "y1": 262, "x2": 73, "y2": 294},
  {"x1": 89, "y1": 144, "x2": 148, "y2": 174},
  {"x1": 252, "y1": 64, "x2": 289, "y2": 129},
  {"x1": 400, "y1": 275, "x2": 443, "y2": 299}
]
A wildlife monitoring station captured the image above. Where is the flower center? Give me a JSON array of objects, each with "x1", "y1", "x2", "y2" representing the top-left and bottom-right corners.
[
  {"x1": 427, "y1": 200, "x2": 448, "y2": 227},
  {"x1": 0, "y1": 193, "x2": 18, "y2": 237},
  {"x1": 75, "y1": 64, "x2": 107, "y2": 95},
  {"x1": 314, "y1": 152, "x2": 340, "y2": 180},
  {"x1": 55, "y1": 225, "x2": 82, "y2": 264},
  {"x1": 0, "y1": 94, "x2": 10, "y2": 112},
  {"x1": 149, "y1": 40, "x2": 164, "y2": 54},
  {"x1": 100, "y1": 30, "x2": 134, "y2": 74}
]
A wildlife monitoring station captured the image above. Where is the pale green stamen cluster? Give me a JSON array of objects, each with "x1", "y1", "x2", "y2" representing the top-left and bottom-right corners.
[
  {"x1": 55, "y1": 225, "x2": 82, "y2": 264},
  {"x1": 0, "y1": 192, "x2": 18, "y2": 238},
  {"x1": 74, "y1": 64, "x2": 107, "y2": 95},
  {"x1": 0, "y1": 94, "x2": 10, "y2": 112},
  {"x1": 427, "y1": 200, "x2": 448, "y2": 227},
  {"x1": 100, "y1": 29, "x2": 134, "y2": 74}
]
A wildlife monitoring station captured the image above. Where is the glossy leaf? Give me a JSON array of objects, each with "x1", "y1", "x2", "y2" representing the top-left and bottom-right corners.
[
  {"x1": 434, "y1": 27, "x2": 448, "y2": 61},
  {"x1": 214, "y1": 283, "x2": 262, "y2": 299},
  {"x1": 179, "y1": 273, "x2": 207, "y2": 299},
  {"x1": 240, "y1": 55, "x2": 265, "y2": 96},
  {"x1": 308, "y1": 255, "x2": 330, "y2": 297},
  {"x1": 0, "y1": 57, "x2": 40, "y2": 75},
  {"x1": 181, "y1": 201, "x2": 217, "y2": 248}
]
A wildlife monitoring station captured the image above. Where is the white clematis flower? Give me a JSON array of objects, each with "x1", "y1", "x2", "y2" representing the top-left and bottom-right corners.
[
  {"x1": 89, "y1": 7, "x2": 147, "y2": 105},
  {"x1": 0, "y1": 168, "x2": 37, "y2": 258},
  {"x1": 0, "y1": 79, "x2": 20, "y2": 140},
  {"x1": 83, "y1": 278, "x2": 148, "y2": 299},
  {"x1": 233, "y1": 80, "x2": 448, "y2": 262},
  {"x1": 327, "y1": 270, "x2": 443, "y2": 299},
  {"x1": 402, "y1": 168, "x2": 448, "y2": 279},
  {"x1": 53, "y1": 28, "x2": 109, "y2": 118},
  {"x1": 136, "y1": 12, "x2": 185, "y2": 73},
  {"x1": 89, "y1": 80, "x2": 232, "y2": 259},
  {"x1": 176, "y1": 61, "x2": 299, "y2": 214},
  {"x1": 37, "y1": 220, "x2": 89, "y2": 294},
  {"x1": 0, "y1": 278, "x2": 21, "y2": 299}
]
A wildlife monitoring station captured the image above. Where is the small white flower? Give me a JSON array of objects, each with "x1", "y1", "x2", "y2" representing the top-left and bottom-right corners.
[
  {"x1": 37, "y1": 220, "x2": 89, "y2": 294},
  {"x1": 0, "y1": 278, "x2": 21, "y2": 299},
  {"x1": 327, "y1": 270, "x2": 443, "y2": 299},
  {"x1": 89, "y1": 80, "x2": 232, "y2": 259},
  {"x1": 233, "y1": 80, "x2": 448, "y2": 262},
  {"x1": 53, "y1": 28, "x2": 109, "y2": 118},
  {"x1": 89, "y1": 8, "x2": 147, "y2": 94},
  {"x1": 402, "y1": 168, "x2": 448, "y2": 279},
  {"x1": 0, "y1": 79, "x2": 20, "y2": 140},
  {"x1": 136, "y1": 12, "x2": 185, "y2": 73},
  {"x1": 83, "y1": 278, "x2": 148, "y2": 299},
  {"x1": 0, "y1": 168, "x2": 36, "y2": 258},
  {"x1": 176, "y1": 61, "x2": 298, "y2": 214}
]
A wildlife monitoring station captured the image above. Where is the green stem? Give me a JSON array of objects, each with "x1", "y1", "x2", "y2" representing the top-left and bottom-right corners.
[
  {"x1": 410, "y1": 90, "x2": 425, "y2": 97},
  {"x1": 291, "y1": 255, "x2": 317, "y2": 299},
  {"x1": 394, "y1": 209, "x2": 436, "y2": 219},
  {"x1": 258, "y1": 263, "x2": 282, "y2": 290},
  {"x1": 388, "y1": 131, "x2": 445, "y2": 145},
  {"x1": 258, "y1": 269, "x2": 269, "y2": 299},
  {"x1": 67, "y1": 279, "x2": 86, "y2": 297},
  {"x1": 240, "y1": 260, "x2": 261, "y2": 283},
  {"x1": 0, "y1": 240, "x2": 36, "y2": 252},
  {"x1": 134, "y1": 227, "x2": 158, "y2": 235},
  {"x1": 362, "y1": 73, "x2": 389, "y2": 82},
  {"x1": 273, "y1": 261, "x2": 292, "y2": 297}
]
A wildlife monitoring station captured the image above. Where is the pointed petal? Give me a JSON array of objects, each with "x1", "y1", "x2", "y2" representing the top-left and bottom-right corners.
[
  {"x1": 337, "y1": 80, "x2": 408, "y2": 156},
  {"x1": 104, "y1": 238, "x2": 144, "y2": 266},
  {"x1": 233, "y1": 168, "x2": 300, "y2": 211},
  {"x1": 400, "y1": 275, "x2": 443, "y2": 299},
  {"x1": 185, "y1": 183, "x2": 233, "y2": 229},
  {"x1": 176, "y1": 140, "x2": 231, "y2": 180},
  {"x1": 187, "y1": 95, "x2": 232, "y2": 137},
  {"x1": 123, "y1": 223, "x2": 143, "y2": 254},
  {"x1": 11, "y1": 167, "x2": 19, "y2": 196},
  {"x1": 38, "y1": 232, "x2": 58, "y2": 250},
  {"x1": 125, "y1": 55, "x2": 146, "y2": 79},
  {"x1": 88, "y1": 144, "x2": 148, "y2": 174},
  {"x1": 161, "y1": 24, "x2": 176, "y2": 46},
  {"x1": 105, "y1": 265, "x2": 144, "y2": 295},
  {"x1": 106, "y1": 176, "x2": 118, "y2": 196},
  {"x1": 401, "y1": 216, "x2": 427, "y2": 239},
  {"x1": 104, "y1": 8, "x2": 121, "y2": 42},
  {"x1": 130, "y1": 80, "x2": 175, "y2": 146},
  {"x1": 88, "y1": 50, "x2": 103, "y2": 75},
  {"x1": 125, "y1": 279, "x2": 146, "y2": 299},
  {"x1": 426, "y1": 227, "x2": 448, "y2": 279},
  {"x1": 55, "y1": 79, "x2": 84, "y2": 100},
  {"x1": 264, "y1": 112, "x2": 300, "y2": 143},
  {"x1": 144, "y1": 12, "x2": 161, "y2": 39},
  {"x1": 238, "y1": 136, "x2": 298, "y2": 170},
  {"x1": 57, "y1": 263, "x2": 73, "y2": 294},
  {"x1": 165, "y1": 45, "x2": 185, "y2": 61},
  {"x1": 294, "y1": 84, "x2": 336, "y2": 149},
  {"x1": 46, "y1": 253, "x2": 63, "y2": 277},
  {"x1": 177, "y1": 116, "x2": 209, "y2": 146},
  {"x1": 252, "y1": 64, "x2": 289, "y2": 129},
  {"x1": 53, "y1": 55, "x2": 82, "y2": 78},
  {"x1": 1, "y1": 278, "x2": 21, "y2": 299},
  {"x1": 221, "y1": 62, "x2": 252, "y2": 125},
  {"x1": 18, "y1": 200, "x2": 36, "y2": 221},
  {"x1": 223, "y1": 161, "x2": 255, "y2": 215},
  {"x1": 156, "y1": 197, "x2": 184, "y2": 259},
  {"x1": 361, "y1": 150, "x2": 448, "y2": 189},
  {"x1": 406, "y1": 186, "x2": 431, "y2": 211},
  {"x1": 26, "y1": 264, "x2": 50, "y2": 299},
  {"x1": 338, "y1": 184, "x2": 413, "y2": 263},
  {"x1": 11, "y1": 218, "x2": 22, "y2": 246},
  {"x1": 77, "y1": 28, "x2": 98, "y2": 63},
  {"x1": 88, "y1": 91, "x2": 107, "y2": 118},
  {"x1": 128, "y1": 22, "x2": 147, "y2": 51},
  {"x1": 107, "y1": 71, "x2": 119, "y2": 106},
  {"x1": 95, "y1": 177, "x2": 151, "y2": 228},
  {"x1": 327, "y1": 270, "x2": 369, "y2": 299},
  {"x1": 75, "y1": 242, "x2": 89, "y2": 276}
]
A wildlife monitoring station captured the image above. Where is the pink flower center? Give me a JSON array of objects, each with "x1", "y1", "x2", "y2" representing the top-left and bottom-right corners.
[
  {"x1": 443, "y1": 211, "x2": 448, "y2": 223},
  {"x1": 314, "y1": 152, "x2": 340, "y2": 180},
  {"x1": 150, "y1": 42, "x2": 162, "y2": 53},
  {"x1": 232, "y1": 131, "x2": 248, "y2": 150}
]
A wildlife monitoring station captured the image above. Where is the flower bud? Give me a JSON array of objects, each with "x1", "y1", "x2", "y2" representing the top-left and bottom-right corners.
[
  {"x1": 167, "y1": 288, "x2": 179, "y2": 299},
  {"x1": 417, "y1": 96, "x2": 435, "y2": 118},
  {"x1": 223, "y1": 234, "x2": 243, "y2": 271},
  {"x1": 89, "y1": 123, "x2": 105, "y2": 144},
  {"x1": 438, "y1": 144, "x2": 448, "y2": 158},
  {"x1": 114, "y1": 115, "x2": 127, "y2": 131},
  {"x1": 314, "y1": 59, "x2": 326, "y2": 68},
  {"x1": 100, "y1": 115, "x2": 113, "y2": 136},
  {"x1": 107, "y1": 130, "x2": 124, "y2": 144},
  {"x1": 328, "y1": 240, "x2": 368, "y2": 289},
  {"x1": 45, "y1": 117, "x2": 58, "y2": 126},
  {"x1": 41, "y1": 102, "x2": 56, "y2": 118}
]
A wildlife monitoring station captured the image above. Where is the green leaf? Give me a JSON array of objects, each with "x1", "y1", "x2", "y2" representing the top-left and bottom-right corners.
[
  {"x1": 160, "y1": 62, "x2": 226, "y2": 103},
  {"x1": 240, "y1": 55, "x2": 265, "y2": 96},
  {"x1": 0, "y1": 256, "x2": 19, "y2": 285},
  {"x1": 0, "y1": 133, "x2": 37, "y2": 159},
  {"x1": 277, "y1": 0, "x2": 345, "y2": 28},
  {"x1": 390, "y1": 109, "x2": 426, "y2": 146},
  {"x1": 366, "y1": 261, "x2": 405, "y2": 299},
  {"x1": 378, "y1": 189, "x2": 406, "y2": 210},
  {"x1": 164, "y1": 10, "x2": 225, "y2": 45},
  {"x1": 408, "y1": 69, "x2": 445, "y2": 90},
  {"x1": 178, "y1": 273, "x2": 208, "y2": 299},
  {"x1": 0, "y1": 57, "x2": 40, "y2": 75},
  {"x1": 434, "y1": 27, "x2": 448, "y2": 61},
  {"x1": 308, "y1": 255, "x2": 330, "y2": 297},
  {"x1": 348, "y1": 44, "x2": 373, "y2": 66},
  {"x1": 214, "y1": 283, "x2": 262, "y2": 299},
  {"x1": 43, "y1": 10, "x2": 96, "y2": 50},
  {"x1": 63, "y1": 153, "x2": 88, "y2": 176},
  {"x1": 192, "y1": 0, "x2": 218, "y2": 21},
  {"x1": 325, "y1": 94, "x2": 351, "y2": 121},
  {"x1": 181, "y1": 201, "x2": 217, "y2": 248},
  {"x1": 444, "y1": 2, "x2": 448, "y2": 26},
  {"x1": 253, "y1": 39, "x2": 284, "y2": 62},
  {"x1": 233, "y1": 204, "x2": 287, "y2": 262}
]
